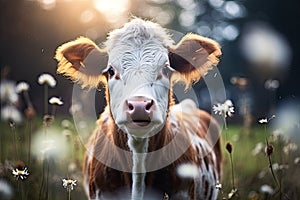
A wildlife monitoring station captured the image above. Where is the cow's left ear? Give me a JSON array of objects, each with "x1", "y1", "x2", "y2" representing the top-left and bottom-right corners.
[{"x1": 168, "y1": 33, "x2": 221, "y2": 88}]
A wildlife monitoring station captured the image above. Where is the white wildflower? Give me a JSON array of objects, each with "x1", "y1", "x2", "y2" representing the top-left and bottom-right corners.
[
  {"x1": 69, "y1": 103, "x2": 82, "y2": 115},
  {"x1": 258, "y1": 115, "x2": 275, "y2": 124},
  {"x1": 215, "y1": 182, "x2": 222, "y2": 190},
  {"x1": 40, "y1": 139, "x2": 57, "y2": 157},
  {"x1": 0, "y1": 80, "x2": 18, "y2": 104},
  {"x1": 12, "y1": 167, "x2": 29, "y2": 180},
  {"x1": 177, "y1": 163, "x2": 199, "y2": 179},
  {"x1": 264, "y1": 79, "x2": 279, "y2": 90},
  {"x1": 212, "y1": 100, "x2": 234, "y2": 118},
  {"x1": 1, "y1": 105, "x2": 22, "y2": 124},
  {"x1": 38, "y1": 73, "x2": 56, "y2": 87},
  {"x1": 49, "y1": 96, "x2": 63, "y2": 105},
  {"x1": 61, "y1": 119, "x2": 72, "y2": 129},
  {"x1": 260, "y1": 184, "x2": 274, "y2": 195},
  {"x1": 16, "y1": 81, "x2": 29, "y2": 93},
  {"x1": 283, "y1": 143, "x2": 298, "y2": 155},
  {"x1": 294, "y1": 157, "x2": 300, "y2": 164},
  {"x1": 251, "y1": 142, "x2": 264, "y2": 156},
  {"x1": 32, "y1": 128, "x2": 68, "y2": 160},
  {"x1": 62, "y1": 178, "x2": 77, "y2": 192},
  {"x1": 0, "y1": 179, "x2": 13, "y2": 198},
  {"x1": 258, "y1": 118, "x2": 268, "y2": 124}
]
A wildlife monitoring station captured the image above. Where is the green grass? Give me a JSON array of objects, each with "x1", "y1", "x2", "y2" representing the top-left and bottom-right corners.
[{"x1": 0, "y1": 117, "x2": 299, "y2": 199}]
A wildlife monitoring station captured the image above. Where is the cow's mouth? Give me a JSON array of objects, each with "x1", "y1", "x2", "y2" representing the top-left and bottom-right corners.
[{"x1": 132, "y1": 119, "x2": 151, "y2": 127}]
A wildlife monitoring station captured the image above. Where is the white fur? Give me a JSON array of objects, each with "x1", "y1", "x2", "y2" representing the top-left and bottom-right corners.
[
  {"x1": 127, "y1": 135, "x2": 149, "y2": 200},
  {"x1": 104, "y1": 19, "x2": 173, "y2": 138}
]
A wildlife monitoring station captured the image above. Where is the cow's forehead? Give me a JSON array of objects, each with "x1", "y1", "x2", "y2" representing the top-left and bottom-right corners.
[{"x1": 109, "y1": 42, "x2": 169, "y2": 70}]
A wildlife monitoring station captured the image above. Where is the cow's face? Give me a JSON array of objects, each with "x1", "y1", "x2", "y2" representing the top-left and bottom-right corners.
[
  {"x1": 55, "y1": 18, "x2": 221, "y2": 138},
  {"x1": 105, "y1": 41, "x2": 172, "y2": 137}
]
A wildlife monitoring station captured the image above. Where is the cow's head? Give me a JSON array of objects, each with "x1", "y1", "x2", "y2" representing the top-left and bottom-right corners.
[{"x1": 55, "y1": 18, "x2": 221, "y2": 138}]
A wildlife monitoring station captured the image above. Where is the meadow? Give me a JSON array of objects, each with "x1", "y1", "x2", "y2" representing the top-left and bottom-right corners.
[{"x1": 0, "y1": 73, "x2": 299, "y2": 200}]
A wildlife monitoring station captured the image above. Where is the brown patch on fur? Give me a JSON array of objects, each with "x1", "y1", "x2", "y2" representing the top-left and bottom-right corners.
[
  {"x1": 169, "y1": 33, "x2": 222, "y2": 89},
  {"x1": 55, "y1": 37, "x2": 108, "y2": 89},
  {"x1": 83, "y1": 98, "x2": 222, "y2": 198}
]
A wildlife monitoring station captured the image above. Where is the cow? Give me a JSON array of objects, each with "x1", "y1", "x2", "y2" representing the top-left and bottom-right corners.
[{"x1": 55, "y1": 18, "x2": 222, "y2": 200}]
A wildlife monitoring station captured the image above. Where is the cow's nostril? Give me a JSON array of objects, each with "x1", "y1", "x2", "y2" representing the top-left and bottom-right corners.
[
  {"x1": 145, "y1": 100, "x2": 154, "y2": 111},
  {"x1": 128, "y1": 103, "x2": 134, "y2": 111}
]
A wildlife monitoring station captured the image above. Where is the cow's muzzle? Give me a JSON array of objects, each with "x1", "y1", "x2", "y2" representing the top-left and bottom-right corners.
[{"x1": 126, "y1": 97, "x2": 154, "y2": 127}]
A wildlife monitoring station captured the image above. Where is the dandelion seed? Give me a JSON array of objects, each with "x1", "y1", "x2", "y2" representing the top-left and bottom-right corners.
[
  {"x1": 16, "y1": 81, "x2": 29, "y2": 93},
  {"x1": 212, "y1": 100, "x2": 234, "y2": 118},
  {"x1": 49, "y1": 96, "x2": 63, "y2": 105},
  {"x1": 62, "y1": 178, "x2": 77, "y2": 192},
  {"x1": 1, "y1": 105, "x2": 22, "y2": 124},
  {"x1": 38, "y1": 73, "x2": 56, "y2": 87},
  {"x1": 260, "y1": 184, "x2": 274, "y2": 195},
  {"x1": 12, "y1": 167, "x2": 29, "y2": 180}
]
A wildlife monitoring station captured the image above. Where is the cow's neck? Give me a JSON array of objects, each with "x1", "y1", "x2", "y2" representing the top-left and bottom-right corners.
[{"x1": 127, "y1": 135, "x2": 149, "y2": 200}]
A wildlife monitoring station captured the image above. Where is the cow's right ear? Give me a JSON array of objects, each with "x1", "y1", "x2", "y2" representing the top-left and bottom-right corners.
[{"x1": 55, "y1": 37, "x2": 108, "y2": 88}]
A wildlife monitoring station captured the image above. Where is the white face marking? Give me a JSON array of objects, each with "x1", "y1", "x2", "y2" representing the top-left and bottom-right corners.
[{"x1": 106, "y1": 42, "x2": 171, "y2": 137}]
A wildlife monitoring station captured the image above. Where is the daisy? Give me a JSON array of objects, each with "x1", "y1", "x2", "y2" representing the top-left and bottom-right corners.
[
  {"x1": 12, "y1": 167, "x2": 29, "y2": 180},
  {"x1": 212, "y1": 100, "x2": 234, "y2": 118},
  {"x1": 62, "y1": 178, "x2": 77, "y2": 192},
  {"x1": 38, "y1": 73, "x2": 56, "y2": 87},
  {"x1": 49, "y1": 96, "x2": 63, "y2": 105}
]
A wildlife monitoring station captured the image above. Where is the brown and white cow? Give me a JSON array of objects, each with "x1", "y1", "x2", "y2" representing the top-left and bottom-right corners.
[{"x1": 55, "y1": 18, "x2": 222, "y2": 200}]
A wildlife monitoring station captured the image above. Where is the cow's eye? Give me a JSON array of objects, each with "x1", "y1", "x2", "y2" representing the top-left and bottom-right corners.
[
  {"x1": 108, "y1": 65, "x2": 115, "y2": 77},
  {"x1": 162, "y1": 65, "x2": 171, "y2": 77}
]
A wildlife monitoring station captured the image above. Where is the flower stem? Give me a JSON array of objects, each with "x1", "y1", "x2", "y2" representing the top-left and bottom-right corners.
[
  {"x1": 24, "y1": 91, "x2": 33, "y2": 108},
  {"x1": 44, "y1": 84, "x2": 48, "y2": 115},
  {"x1": 229, "y1": 152, "x2": 235, "y2": 189},
  {"x1": 10, "y1": 122, "x2": 18, "y2": 160},
  {"x1": 223, "y1": 114, "x2": 228, "y2": 141},
  {"x1": 51, "y1": 104, "x2": 56, "y2": 116},
  {"x1": 266, "y1": 139, "x2": 280, "y2": 188},
  {"x1": 68, "y1": 190, "x2": 71, "y2": 200},
  {"x1": 26, "y1": 119, "x2": 32, "y2": 165}
]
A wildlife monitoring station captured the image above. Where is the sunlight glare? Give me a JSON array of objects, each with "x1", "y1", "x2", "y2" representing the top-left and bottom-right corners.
[{"x1": 93, "y1": 0, "x2": 130, "y2": 24}]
